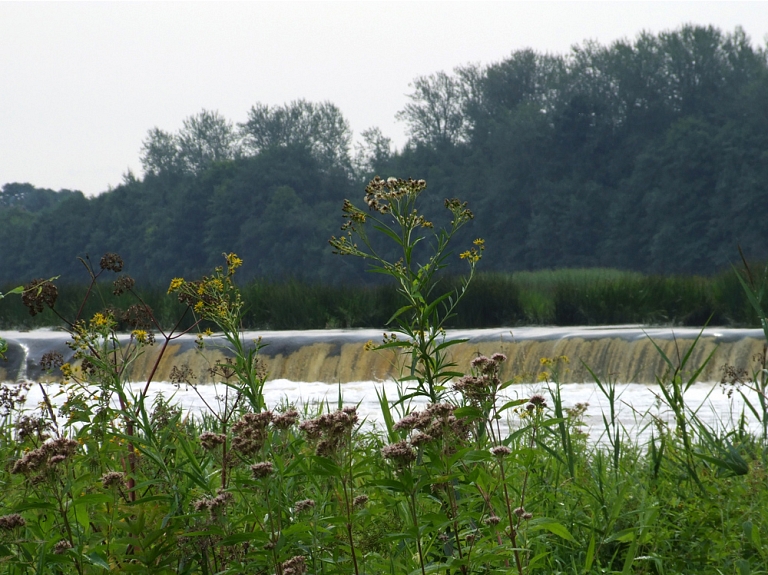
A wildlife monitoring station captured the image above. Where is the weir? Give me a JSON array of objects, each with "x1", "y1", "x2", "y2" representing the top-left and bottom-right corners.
[{"x1": 1, "y1": 327, "x2": 765, "y2": 385}]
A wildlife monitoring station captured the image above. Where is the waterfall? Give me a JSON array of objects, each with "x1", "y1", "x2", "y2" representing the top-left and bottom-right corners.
[{"x1": 1, "y1": 327, "x2": 765, "y2": 385}]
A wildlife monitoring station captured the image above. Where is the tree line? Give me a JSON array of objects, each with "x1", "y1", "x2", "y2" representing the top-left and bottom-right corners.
[{"x1": 1, "y1": 24, "x2": 767, "y2": 286}]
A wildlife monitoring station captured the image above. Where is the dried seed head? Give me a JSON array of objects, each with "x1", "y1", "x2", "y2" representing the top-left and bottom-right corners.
[
  {"x1": 484, "y1": 515, "x2": 502, "y2": 526},
  {"x1": 112, "y1": 274, "x2": 136, "y2": 295},
  {"x1": 529, "y1": 394, "x2": 547, "y2": 408},
  {"x1": 40, "y1": 351, "x2": 64, "y2": 371},
  {"x1": 122, "y1": 304, "x2": 153, "y2": 330},
  {"x1": 353, "y1": 494, "x2": 369, "y2": 507},
  {"x1": 99, "y1": 252, "x2": 124, "y2": 272},
  {"x1": 22, "y1": 279, "x2": 58, "y2": 316}
]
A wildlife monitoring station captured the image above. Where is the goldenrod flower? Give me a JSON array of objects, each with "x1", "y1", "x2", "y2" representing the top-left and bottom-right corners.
[
  {"x1": 194, "y1": 301, "x2": 204, "y2": 313},
  {"x1": 61, "y1": 363, "x2": 73, "y2": 378}
]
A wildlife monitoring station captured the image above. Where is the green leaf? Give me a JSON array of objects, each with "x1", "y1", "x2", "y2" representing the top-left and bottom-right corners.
[
  {"x1": 13, "y1": 499, "x2": 57, "y2": 512},
  {"x1": 453, "y1": 406, "x2": 483, "y2": 419},
  {"x1": 584, "y1": 532, "x2": 596, "y2": 572},
  {"x1": 0, "y1": 285, "x2": 24, "y2": 299},
  {"x1": 311, "y1": 455, "x2": 342, "y2": 476},
  {"x1": 461, "y1": 449, "x2": 492, "y2": 463},
  {"x1": 74, "y1": 504, "x2": 90, "y2": 529},
  {"x1": 220, "y1": 532, "x2": 268, "y2": 545},
  {"x1": 85, "y1": 552, "x2": 111, "y2": 570},
  {"x1": 530, "y1": 519, "x2": 576, "y2": 542},
  {"x1": 73, "y1": 493, "x2": 113, "y2": 506},
  {"x1": 498, "y1": 398, "x2": 528, "y2": 412}
]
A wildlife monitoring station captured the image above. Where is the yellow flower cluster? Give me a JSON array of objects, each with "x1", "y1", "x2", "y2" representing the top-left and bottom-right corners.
[
  {"x1": 225, "y1": 252, "x2": 243, "y2": 273},
  {"x1": 90, "y1": 312, "x2": 111, "y2": 329},
  {"x1": 167, "y1": 277, "x2": 184, "y2": 294},
  {"x1": 539, "y1": 355, "x2": 570, "y2": 367},
  {"x1": 131, "y1": 329, "x2": 148, "y2": 344},
  {"x1": 459, "y1": 238, "x2": 486, "y2": 264}
]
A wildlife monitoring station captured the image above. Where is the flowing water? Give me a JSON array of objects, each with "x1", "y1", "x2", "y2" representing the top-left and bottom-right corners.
[{"x1": 2, "y1": 327, "x2": 765, "y2": 441}]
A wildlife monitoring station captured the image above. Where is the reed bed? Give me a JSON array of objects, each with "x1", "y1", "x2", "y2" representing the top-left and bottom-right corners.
[{"x1": 2, "y1": 266, "x2": 765, "y2": 330}]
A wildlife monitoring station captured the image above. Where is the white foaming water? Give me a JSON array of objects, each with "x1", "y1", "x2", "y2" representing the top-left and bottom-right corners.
[{"x1": 17, "y1": 378, "x2": 764, "y2": 444}]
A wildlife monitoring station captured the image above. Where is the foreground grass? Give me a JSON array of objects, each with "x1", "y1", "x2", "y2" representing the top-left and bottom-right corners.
[{"x1": 1, "y1": 371, "x2": 766, "y2": 574}]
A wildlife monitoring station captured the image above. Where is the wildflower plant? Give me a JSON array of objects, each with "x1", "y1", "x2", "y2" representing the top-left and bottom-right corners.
[
  {"x1": 168, "y1": 252, "x2": 268, "y2": 412},
  {"x1": 330, "y1": 176, "x2": 483, "y2": 402}
]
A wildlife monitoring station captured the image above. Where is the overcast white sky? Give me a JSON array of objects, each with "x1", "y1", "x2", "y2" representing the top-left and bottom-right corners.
[{"x1": 2, "y1": 1, "x2": 767, "y2": 196}]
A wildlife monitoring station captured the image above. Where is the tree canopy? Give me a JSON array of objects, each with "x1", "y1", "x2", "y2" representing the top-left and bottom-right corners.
[{"x1": 2, "y1": 25, "x2": 767, "y2": 285}]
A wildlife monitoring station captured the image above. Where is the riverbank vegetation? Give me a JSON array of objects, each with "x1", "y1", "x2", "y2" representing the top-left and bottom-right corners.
[
  {"x1": 2, "y1": 265, "x2": 767, "y2": 330},
  {"x1": 1, "y1": 178, "x2": 767, "y2": 573}
]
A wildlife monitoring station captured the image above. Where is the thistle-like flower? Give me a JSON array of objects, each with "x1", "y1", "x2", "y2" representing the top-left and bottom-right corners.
[
  {"x1": 199, "y1": 432, "x2": 227, "y2": 451},
  {"x1": 381, "y1": 440, "x2": 416, "y2": 466},
  {"x1": 281, "y1": 555, "x2": 307, "y2": 575},
  {"x1": 53, "y1": 539, "x2": 73, "y2": 554},
  {"x1": 294, "y1": 499, "x2": 316, "y2": 513},
  {"x1": 250, "y1": 461, "x2": 274, "y2": 479},
  {"x1": 490, "y1": 445, "x2": 512, "y2": 458},
  {"x1": 101, "y1": 471, "x2": 125, "y2": 489},
  {"x1": 0, "y1": 514, "x2": 25, "y2": 530}
]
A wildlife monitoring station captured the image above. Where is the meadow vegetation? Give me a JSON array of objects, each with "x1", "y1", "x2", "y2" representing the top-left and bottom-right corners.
[{"x1": 0, "y1": 178, "x2": 767, "y2": 574}]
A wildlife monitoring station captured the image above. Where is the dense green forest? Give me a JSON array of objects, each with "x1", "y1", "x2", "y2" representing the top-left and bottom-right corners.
[{"x1": 2, "y1": 24, "x2": 767, "y2": 285}]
